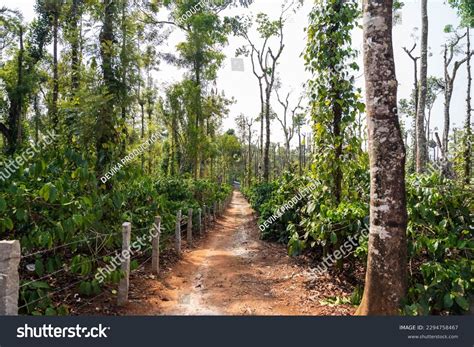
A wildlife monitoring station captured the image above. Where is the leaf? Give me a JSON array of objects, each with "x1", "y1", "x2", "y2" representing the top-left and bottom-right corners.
[
  {"x1": 443, "y1": 293, "x2": 453, "y2": 308},
  {"x1": 29, "y1": 281, "x2": 50, "y2": 289},
  {"x1": 39, "y1": 183, "x2": 51, "y2": 202},
  {"x1": 455, "y1": 296, "x2": 469, "y2": 311},
  {"x1": 330, "y1": 231, "x2": 337, "y2": 244},
  {"x1": 3, "y1": 217, "x2": 13, "y2": 230},
  {"x1": 45, "y1": 307, "x2": 57, "y2": 316},
  {"x1": 16, "y1": 209, "x2": 27, "y2": 222},
  {"x1": 35, "y1": 259, "x2": 44, "y2": 277}
]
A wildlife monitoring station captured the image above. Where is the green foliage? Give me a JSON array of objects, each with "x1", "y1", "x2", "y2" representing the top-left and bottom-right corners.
[
  {"x1": 448, "y1": 0, "x2": 474, "y2": 27},
  {"x1": 244, "y1": 173, "x2": 312, "y2": 242},
  {"x1": 0, "y1": 146, "x2": 231, "y2": 315},
  {"x1": 247, "y1": 168, "x2": 473, "y2": 315},
  {"x1": 403, "y1": 173, "x2": 473, "y2": 315}
]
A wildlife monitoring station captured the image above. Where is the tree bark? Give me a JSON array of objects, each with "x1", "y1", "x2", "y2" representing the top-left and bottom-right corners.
[
  {"x1": 464, "y1": 27, "x2": 472, "y2": 184},
  {"x1": 356, "y1": 0, "x2": 408, "y2": 316},
  {"x1": 416, "y1": 0, "x2": 428, "y2": 172}
]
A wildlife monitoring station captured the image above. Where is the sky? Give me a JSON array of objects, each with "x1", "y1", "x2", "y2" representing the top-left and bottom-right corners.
[{"x1": 6, "y1": 0, "x2": 472, "y2": 146}]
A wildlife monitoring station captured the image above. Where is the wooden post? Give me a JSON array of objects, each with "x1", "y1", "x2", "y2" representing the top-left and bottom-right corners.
[
  {"x1": 152, "y1": 216, "x2": 161, "y2": 276},
  {"x1": 198, "y1": 208, "x2": 202, "y2": 235},
  {"x1": 0, "y1": 240, "x2": 20, "y2": 315},
  {"x1": 175, "y1": 210, "x2": 182, "y2": 256},
  {"x1": 187, "y1": 208, "x2": 193, "y2": 246},
  {"x1": 118, "y1": 222, "x2": 131, "y2": 306},
  {"x1": 203, "y1": 205, "x2": 207, "y2": 232}
]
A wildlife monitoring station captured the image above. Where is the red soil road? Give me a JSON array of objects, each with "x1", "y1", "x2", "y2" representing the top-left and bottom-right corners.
[{"x1": 119, "y1": 191, "x2": 355, "y2": 316}]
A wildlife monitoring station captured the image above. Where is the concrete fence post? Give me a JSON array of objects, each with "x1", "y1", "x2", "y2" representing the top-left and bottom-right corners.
[
  {"x1": 197, "y1": 208, "x2": 202, "y2": 235},
  {"x1": 175, "y1": 210, "x2": 182, "y2": 256},
  {"x1": 0, "y1": 240, "x2": 20, "y2": 315},
  {"x1": 187, "y1": 208, "x2": 193, "y2": 246},
  {"x1": 152, "y1": 216, "x2": 161, "y2": 276},
  {"x1": 118, "y1": 222, "x2": 131, "y2": 306}
]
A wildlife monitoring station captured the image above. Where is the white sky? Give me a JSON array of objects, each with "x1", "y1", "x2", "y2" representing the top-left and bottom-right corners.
[{"x1": 6, "y1": 0, "x2": 472, "y2": 146}]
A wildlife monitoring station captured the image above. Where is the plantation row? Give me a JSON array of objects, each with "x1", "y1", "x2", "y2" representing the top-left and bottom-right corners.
[{"x1": 0, "y1": 150, "x2": 231, "y2": 314}]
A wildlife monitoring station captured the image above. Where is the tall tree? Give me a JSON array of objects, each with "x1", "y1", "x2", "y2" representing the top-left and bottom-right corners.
[
  {"x1": 305, "y1": 0, "x2": 364, "y2": 205},
  {"x1": 416, "y1": 0, "x2": 428, "y2": 172},
  {"x1": 96, "y1": 0, "x2": 120, "y2": 181},
  {"x1": 172, "y1": 0, "x2": 230, "y2": 179},
  {"x1": 0, "y1": 8, "x2": 49, "y2": 153},
  {"x1": 275, "y1": 87, "x2": 302, "y2": 168},
  {"x1": 357, "y1": 0, "x2": 408, "y2": 315},
  {"x1": 440, "y1": 27, "x2": 471, "y2": 158},
  {"x1": 447, "y1": 1, "x2": 473, "y2": 182},
  {"x1": 233, "y1": 2, "x2": 296, "y2": 181}
]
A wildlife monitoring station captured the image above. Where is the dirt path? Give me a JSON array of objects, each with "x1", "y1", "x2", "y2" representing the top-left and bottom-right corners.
[{"x1": 119, "y1": 191, "x2": 355, "y2": 316}]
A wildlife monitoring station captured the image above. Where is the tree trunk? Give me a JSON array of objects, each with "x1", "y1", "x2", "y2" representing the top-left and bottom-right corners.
[
  {"x1": 443, "y1": 86, "x2": 452, "y2": 156},
  {"x1": 248, "y1": 125, "x2": 252, "y2": 186},
  {"x1": 332, "y1": 90, "x2": 342, "y2": 204},
  {"x1": 97, "y1": 0, "x2": 118, "y2": 182},
  {"x1": 298, "y1": 127, "x2": 302, "y2": 176},
  {"x1": 70, "y1": 0, "x2": 81, "y2": 93},
  {"x1": 4, "y1": 26, "x2": 24, "y2": 154},
  {"x1": 259, "y1": 80, "x2": 264, "y2": 160},
  {"x1": 263, "y1": 90, "x2": 271, "y2": 182},
  {"x1": 464, "y1": 27, "x2": 472, "y2": 184},
  {"x1": 416, "y1": 0, "x2": 428, "y2": 172},
  {"x1": 52, "y1": 11, "x2": 59, "y2": 128},
  {"x1": 357, "y1": 0, "x2": 408, "y2": 316}
]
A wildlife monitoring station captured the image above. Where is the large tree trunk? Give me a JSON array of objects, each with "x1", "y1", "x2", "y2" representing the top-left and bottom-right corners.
[
  {"x1": 464, "y1": 27, "x2": 472, "y2": 184},
  {"x1": 356, "y1": 0, "x2": 408, "y2": 316},
  {"x1": 416, "y1": 0, "x2": 428, "y2": 172}
]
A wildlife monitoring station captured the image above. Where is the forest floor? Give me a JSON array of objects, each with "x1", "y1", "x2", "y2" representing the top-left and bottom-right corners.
[{"x1": 77, "y1": 191, "x2": 356, "y2": 315}]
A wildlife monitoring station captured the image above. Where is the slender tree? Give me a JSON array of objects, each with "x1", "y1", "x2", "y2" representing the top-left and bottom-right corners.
[
  {"x1": 402, "y1": 38, "x2": 419, "y2": 172},
  {"x1": 464, "y1": 27, "x2": 472, "y2": 184},
  {"x1": 416, "y1": 0, "x2": 428, "y2": 172},
  {"x1": 441, "y1": 28, "x2": 471, "y2": 157},
  {"x1": 275, "y1": 87, "x2": 303, "y2": 168}
]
